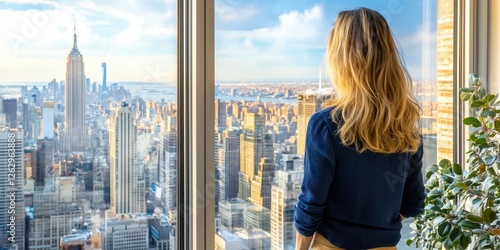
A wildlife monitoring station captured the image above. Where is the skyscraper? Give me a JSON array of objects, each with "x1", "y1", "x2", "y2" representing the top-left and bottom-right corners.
[
  {"x1": 65, "y1": 24, "x2": 86, "y2": 152},
  {"x1": 217, "y1": 129, "x2": 240, "y2": 200},
  {"x1": 101, "y1": 62, "x2": 107, "y2": 93},
  {"x1": 436, "y1": 0, "x2": 454, "y2": 161},
  {"x1": 296, "y1": 92, "x2": 325, "y2": 156},
  {"x1": 0, "y1": 128, "x2": 25, "y2": 249},
  {"x1": 215, "y1": 99, "x2": 227, "y2": 128},
  {"x1": 238, "y1": 110, "x2": 273, "y2": 202},
  {"x1": 159, "y1": 128, "x2": 177, "y2": 211},
  {"x1": 249, "y1": 158, "x2": 275, "y2": 209},
  {"x1": 270, "y1": 170, "x2": 303, "y2": 250},
  {"x1": 22, "y1": 97, "x2": 30, "y2": 142},
  {"x1": 108, "y1": 102, "x2": 145, "y2": 214},
  {"x1": 1, "y1": 98, "x2": 17, "y2": 128},
  {"x1": 42, "y1": 101, "x2": 55, "y2": 139}
]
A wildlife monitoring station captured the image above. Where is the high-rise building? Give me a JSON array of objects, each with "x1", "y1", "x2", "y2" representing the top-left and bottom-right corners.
[
  {"x1": 22, "y1": 97, "x2": 30, "y2": 142},
  {"x1": 64, "y1": 24, "x2": 86, "y2": 152},
  {"x1": 217, "y1": 129, "x2": 240, "y2": 200},
  {"x1": 249, "y1": 158, "x2": 274, "y2": 209},
  {"x1": 102, "y1": 215, "x2": 149, "y2": 250},
  {"x1": 238, "y1": 110, "x2": 273, "y2": 202},
  {"x1": 296, "y1": 92, "x2": 325, "y2": 156},
  {"x1": 0, "y1": 128, "x2": 25, "y2": 249},
  {"x1": 159, "y1": 128, "x2": 177, "y2": 211},
  {"x1": 1, "y1": 98, "x2": 17, "y2": 128},
  {"x1": 108, "y1": 102, "x2": 145, "y2": 214},
  {"x1": 42, "y1": 101, "x2": 55, "y2": 139},
  {"x1": 24, "y1": 147, "x2": 37, "y2": 180},
  {"x1": 436, "y1": 0, "x2": 454, "y2": 161},
  {"x1": 36, "y1": 138, "x2": 55, "y2": 188},
  {"x1": 101, "y1": 62, "x2": 107, "y2": 93},
  {"x1": 270, "y1": 170, "x2": 303, "y2": 250},
  {"x1": 215, "y1": 99, "x2": 227, "y2": 128}
]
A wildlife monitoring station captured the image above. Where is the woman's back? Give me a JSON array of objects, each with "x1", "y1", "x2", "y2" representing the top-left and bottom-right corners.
[
  {"x1": 294, "y1": 108, "x2": 424, "y2": 249},
  {"x1": 294, "y1": 7, "x2": 426, "y2": 250}
]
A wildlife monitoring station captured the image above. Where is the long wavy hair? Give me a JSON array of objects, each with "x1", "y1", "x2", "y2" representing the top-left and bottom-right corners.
[{"x1": 324, "y1": 7, "x2": 421, "y2": 154}]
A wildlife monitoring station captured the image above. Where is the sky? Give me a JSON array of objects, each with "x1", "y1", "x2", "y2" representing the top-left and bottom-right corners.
[{"x1": 0, "y1": 0, "x2": 436, "y2": 83}]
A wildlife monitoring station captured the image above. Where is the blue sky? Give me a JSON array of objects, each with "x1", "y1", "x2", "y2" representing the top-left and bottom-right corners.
[{"x1": 0, "y1": 0, "x2": 436, "y2": 83}]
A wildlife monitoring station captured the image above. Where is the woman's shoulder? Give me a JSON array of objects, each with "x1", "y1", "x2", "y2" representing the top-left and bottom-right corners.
[{"x1": 311, "y1": 106, "x2": 336, "y2": 123}]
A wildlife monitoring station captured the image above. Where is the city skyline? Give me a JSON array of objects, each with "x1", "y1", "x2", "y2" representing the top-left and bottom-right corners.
[{"x1": 1, "y1": 0, "x2": 435, "y2": 83}]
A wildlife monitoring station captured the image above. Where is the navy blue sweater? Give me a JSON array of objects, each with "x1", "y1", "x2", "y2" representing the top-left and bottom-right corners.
[{"x1": 294, "y1": 108, "x2": 425, "y2": 249}]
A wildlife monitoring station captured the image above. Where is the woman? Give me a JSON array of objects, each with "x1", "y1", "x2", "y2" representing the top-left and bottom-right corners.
[{"x1": 294, "y1": 8, "x2": 425, "y2": 250}]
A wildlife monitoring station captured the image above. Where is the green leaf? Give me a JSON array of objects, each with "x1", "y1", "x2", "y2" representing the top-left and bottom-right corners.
[
  {"x1": 483, "y1": 109, "x2": 496, "y2": 117},
  {"x1": 438, "y1": 221, "x2": 452, "y2": 237},
  {"x1": 464, "y1": 117, "x2": 482, "y2": 127},
  {"x1": 452, "y1": 163, "x2": 463, "y2": 175},
  {"x1": 485, "y1": 93, "x2": 498, "y2": 105},
  {"x1": 471, "y1": 100, "x2": 485, "y2": 108},
  {"x1": 449, "y1": 227, "x2": 461, "y2": 241},
  {"x1": 483, "y1": 208, "x2": 497, "y2": 223},
  {"x1": 460, "y1": 233, "x2": 472, "y2": 249},
  {"x1": 458, "y1": 220, "x2": 481, "y2": 230},
  {"x1": 465, "y1": 214, "x2": 483, "y2": 223},
  {"x1": 405, "y1": 239, "x2": 413, "y2": 246},
  {"x1": 475, "y1": 137, "x2": 487, "y2": 146},
  {"x1": 439, "y1": 159, "x2": 452, "y2": 169},
  {"x1": 495, "y1": 119, "x2": 500, "y2": 131},
  {"x1": 461, "y1": 92, "x2": 473, "y2": 101},
  {"x1": 454, "y1": 182, "x2": 467, "y2": 190},
  {"x1": 460, "y1": 87, "x2": 474, "y2": 93}
]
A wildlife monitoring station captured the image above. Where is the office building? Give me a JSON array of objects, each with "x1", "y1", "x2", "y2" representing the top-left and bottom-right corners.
[
  {"x1": 24, "y1": 147, "x2": 37, "y2": 180},
  {"x1": 238, "y1": 110, "x2": 273, "y2": 202},
  {"x1": 2, "y1": 98, "x2": 17, "y2": 128},
  {"x1": 217, "y1": 128, "x2": 240, "y2": 200},
  {"x1": 108, "y1": 102, "x2": 145, "y2": 214},
  {"x1": 101, "y1": 214, "x2": 149, "y2": 250},
  {"x1": 249, "y1": 158, "x2": 274, "y2": 209},
  {"x1": 296, "y1": 92, "x2": 326, "y2": 156},
  {"x1": 101, "y1": 62, "x2": 107, "y2": 93},
  {"x1": 64, "y1": 24, "x2": 87, "y2": 152},
  {"x1": 159, "y1": 129, "x2": 177, "y2": 211},
  {"x1": 270, "y1": 170, "x2": 303, "y2": 250},
  {"x1": 0, "y1": 128, "x2": 25, "y2": 249},
  {"x1": 42, "y1": 101, "x2": 55, "y2": 139},
  {"x1": 216, "y1": 99, "x2": 227, "y2": 128}
]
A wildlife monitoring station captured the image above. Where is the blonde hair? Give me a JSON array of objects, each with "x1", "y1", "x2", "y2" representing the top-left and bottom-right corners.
[{"x1": 324, "y1": 8, "x2": 421, "y2": 154}]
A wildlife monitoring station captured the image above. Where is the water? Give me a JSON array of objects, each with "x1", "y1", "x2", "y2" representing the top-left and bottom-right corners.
[{"x1": 122, "y1": 82, "x2": 297, "y2": 104}]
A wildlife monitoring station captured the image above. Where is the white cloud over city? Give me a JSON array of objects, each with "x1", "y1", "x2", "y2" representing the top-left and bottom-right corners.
[{"x1": 0, "y1": 0, "x2": 435, "y2": 83}]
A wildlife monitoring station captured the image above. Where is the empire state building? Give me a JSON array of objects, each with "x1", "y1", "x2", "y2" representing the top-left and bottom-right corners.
[{"x1": 65, "y1": 25, "x2": 86, "y2": 152}]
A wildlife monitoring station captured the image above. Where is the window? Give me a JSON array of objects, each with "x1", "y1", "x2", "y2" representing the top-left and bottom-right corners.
[
  {"x1": 0, "y1": 1, "x2": 178, "y2": 249},
  {"x1": 212, "y1": 1, "x2": 440, "y2": 249}
]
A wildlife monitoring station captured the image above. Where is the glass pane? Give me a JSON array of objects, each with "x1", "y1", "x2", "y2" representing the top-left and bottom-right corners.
[
  {"x1": 214, "y1": 1, "x2": 441, "y2": 249},
  {"x1": 0, "y1": 1, "x2": 178, "y2": 249}
]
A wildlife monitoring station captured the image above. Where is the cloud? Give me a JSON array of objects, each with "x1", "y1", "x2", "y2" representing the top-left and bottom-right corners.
[
  {"x1": 215, "y1": 5, "x2": 328, "y2": 81},
  {"x1": 215, "y1": 3, "x2": 256, "y2": 21},
  {"x1": 0, "y1": 0, "x2": 177, "y2": 82}
]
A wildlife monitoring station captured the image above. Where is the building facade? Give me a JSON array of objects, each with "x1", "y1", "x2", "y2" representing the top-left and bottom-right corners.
[
  {"x1": 109, "y1": 102, "x2": 145, "y2": 214},
  {"x1": 64, "y1": 25, "x2": 86, "y2": 152}
]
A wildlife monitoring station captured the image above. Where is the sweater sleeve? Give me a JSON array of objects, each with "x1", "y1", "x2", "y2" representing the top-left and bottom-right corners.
[
  {"x1": 400, "y1": 142, "x2": 426, "y2": 218},
  {"x1": 294, "y1": 113, "x2": 336, "y2": 237}
]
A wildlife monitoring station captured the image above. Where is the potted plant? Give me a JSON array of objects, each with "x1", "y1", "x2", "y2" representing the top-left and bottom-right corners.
[{"x1": 409, "y1": 73, "x2": 500, "y2": 249}]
